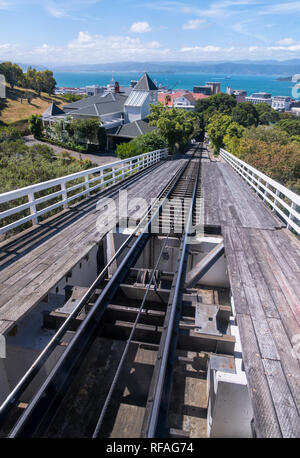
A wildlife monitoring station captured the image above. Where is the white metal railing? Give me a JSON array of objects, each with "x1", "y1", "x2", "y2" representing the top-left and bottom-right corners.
[
  {"x1": 0, "y1": 148, "x2": 168, "y2": 236},
  {"x1": 220, "y1": 148, "x2": 300, "y2": 235}
]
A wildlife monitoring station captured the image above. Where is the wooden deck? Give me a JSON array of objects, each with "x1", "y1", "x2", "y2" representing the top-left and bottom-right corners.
[
  {"x1": 0, "y1": 149, "x2": 299, "y2": 438},
  {"x1": 202, "y1": 157, "x2": 300, "y2": 438},
  {"x1": 202, "y1": 161, "x2": 284, "y2": 230},
  {"x1": 0, "y1": 158, "x2": 185, "y2": 334}
]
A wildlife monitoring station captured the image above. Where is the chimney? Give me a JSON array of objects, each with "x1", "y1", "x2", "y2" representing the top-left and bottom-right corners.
[{"x1": 114, "y1": 82, "x2": 120, "y2": 93}]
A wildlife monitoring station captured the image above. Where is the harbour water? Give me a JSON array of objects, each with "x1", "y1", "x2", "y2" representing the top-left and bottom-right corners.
[{"x1": 54, "y1": 71, "x2": 295, "y2": 98}]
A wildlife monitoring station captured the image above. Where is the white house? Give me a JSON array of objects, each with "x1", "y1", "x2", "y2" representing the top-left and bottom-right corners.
[
  {"x1": 271, "y1": 96, "x2": 291, "y2": 112},
  {"x1": 85, "y1": 85, "x2": 105, "y2": 96},
  {"x1": 124, "y1": 73, "x2": 158, "y2": 123},
  {"x1": 173, "y1": 92, "x2": 195, "y2": 110}
]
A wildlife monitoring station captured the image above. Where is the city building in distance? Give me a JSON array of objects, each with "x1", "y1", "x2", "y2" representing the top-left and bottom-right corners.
[
  {"x1": 271, "y1": 95, "x2": 291, "y2": 111},
  {"x1": 245, "y1": 92, "x2": 272, "y2": 105},
  {"x1": 226, "y1": 87, "x2": 247, "y2": 103}
]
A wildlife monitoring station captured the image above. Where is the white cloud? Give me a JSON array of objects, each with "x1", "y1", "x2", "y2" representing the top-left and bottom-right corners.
[
  {"x1": 45, "y1": 3, "x2": 66, "y2": 18},
  {"x1": 276, "y1": 38, "x2": 295, "y2": 45},
  {"x1": 181, "y1": 45, "x2": 221, "y2": 53},
  {"x1": 0, "y1": 43, "x2": 13, "y2": 49},
  {"x1": 0, "y1": 1, "x2": 11, "y2": 9},
  {"x1": 74, "y1": 31, "x2": 93, "y2": 44},
  {"x1": 26, "y1": 31, "x2": 167, "y2": 63},
  {"x1": 232, "y1": 20, "x2": 269, "y2": 43},
  {"x1": 43, "y1": 0, "x2": 103, "y2": 20},
  {"x1": 144, "y1": 0, "x2": 262, "y2": 18},
  {"x1": 269, "y1": 44, "x2": 300, "y2": 52},
  {"x1": 3, "y1": 28, "x2": 300, "y2": 65},
  {"x1": 130, "y1": 21, "x2": 152, "y2": 33},
  {"x1": 261, "y1": 1, "x2": 300, "y2": 14},
  {"x1": 182, "y1": 19, "x2": 206, "y2": 30}
]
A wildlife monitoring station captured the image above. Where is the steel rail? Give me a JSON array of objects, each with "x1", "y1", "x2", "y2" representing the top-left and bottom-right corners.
[
  {"x1": 6, "y1": 148, "x2": 197, "y2": 438},
  {"x1": 142, "y1": 156, "x2": 201, "y2": 438},
  {"x1": 0, "y1": 157, "x2": 166, "y2": 426},
  {"x1": 92, "y1": 232, "x2": 172, "y2": 438}
]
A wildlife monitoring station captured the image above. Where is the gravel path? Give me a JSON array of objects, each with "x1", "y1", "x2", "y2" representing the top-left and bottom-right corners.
[{"x1": 22, "y1": 135, "x2": 118, "y2": 166}]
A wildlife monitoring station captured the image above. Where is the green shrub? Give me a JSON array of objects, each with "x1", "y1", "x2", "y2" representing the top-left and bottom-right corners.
[
  {"x1": 0, "y1": 126, "x2": 21, "y2": 143},
  {"x1": 28, "y1": 114, "x2": 43, "y2": 138},
  {"x1": 116, "y1": 142, "x2": 137, "y2": 159}
]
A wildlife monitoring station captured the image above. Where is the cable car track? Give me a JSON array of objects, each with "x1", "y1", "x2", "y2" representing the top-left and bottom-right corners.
[{"x1": 0, "y1": 144, "x2": 204, "y2": 438}]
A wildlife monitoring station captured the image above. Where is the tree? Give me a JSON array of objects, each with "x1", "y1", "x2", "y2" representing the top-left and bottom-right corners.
[
  {"x1": 28, "y1": 114, "x2": 43, "y2": 138},
  {"x1": 290, "y1": 135, "x2": 300, "y2": 146},
  {"x1": 132, "y1": 130, "x2": 167, "y2": 153},
  {"x1": 255, "y1": 103, "x2": 279, "y2": 125},
  {"x1": 97, "y1": 126, "x2": 107, "y2": 149},
  {"x1": 223, "y1": 122, "x2": 245, "y2": 154},
  {"x1": 116, "y1": 130, "x2": 167, "y2": 159},
  {"x1": 41, "y1": 70, "x2": 56, "y2": 95},
  {"x1": 243, "y1": 125, "x2": 289, "y2": 145},
  {"x1": 24, "y1": 67, "x2": 38, "y2": 91},
  {"x1": 63, "y1": 94, "x2": 85, "y2": 103},
  {"x1": 232, "y1": 102, "x2": 259, "y2": 127},
  {"x1": 234, "y1": 138, "x2": 300, "y2": 193},
  {"x1": 35, "y1": 73, "x2": 44, "y2": 96},
  {"x1": 194, "y1": 97, "x2": 211, "y2": 114},
  {"x1": 207, "y1": 114, "x2": 233, "y2": 153},
  {"x1": 116, "y1": 142, "x2": 137, "y2": 159},
  {"x1": 147, "y1": 102, "x2": 166, "y2": 124},
  {"x1": 24, "y1": 67, "x2": 56, "y2": 95},
  {"x1": 67, "y1": 118, "x2": 100, "y2": 145},
  {"x1": 165, "y1": 94, "x2": 171, "y2": 107},
  {"x1": 276, "y1": 119, "x2": 300, "y2": 136},
  {"x1": 190, "y1": 112, "x2": 205, "y2": 142},
  {"x1": 148, "y1": 105, "x2": 195, "y2": 152},
  {"x1": 195, "y1": 93, "x2": 237, "y2": 118},
  {"x1": 0, "y1": 62, "x2": 24, "y2": 89}
]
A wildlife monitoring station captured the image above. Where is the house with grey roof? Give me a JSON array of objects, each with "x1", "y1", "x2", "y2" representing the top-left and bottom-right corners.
[
  {"x1": 106, "y1": 120, "x2": 157, "y2": 148},
  {"x1": 42, "y1": 102, "x2": 65, "y2": 120},
  {"x1": 64, "y1": 92, "x2": 128, "y2": 129},
  {"x1": 42, "y1": 73, "x2": 159, "y2": 148}
]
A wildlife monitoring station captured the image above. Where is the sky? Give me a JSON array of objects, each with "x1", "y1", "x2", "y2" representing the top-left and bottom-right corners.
[{"x1": 1, "y1": 0, "x2": 300, "y2": 64}]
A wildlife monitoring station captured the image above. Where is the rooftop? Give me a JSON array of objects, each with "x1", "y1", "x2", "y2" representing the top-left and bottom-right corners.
[
  {"x1": 158, "y1": 91, "x2": 209, "y2": 107},
  {"x1": 63, "y1": 92, "x2": 128, "y2": 117},
  {"x1": 133, "y1": 72, "x2": 158, "y2": 92},
  {"x1": 107, "y1": 119, "x2": 157, "y2": 138},
  {"x1": 125, "y1": 90, "x2": 149, "y2": 107},
  {"x1": 42, "y1": 102, "x2": 65, "y2": 118}
]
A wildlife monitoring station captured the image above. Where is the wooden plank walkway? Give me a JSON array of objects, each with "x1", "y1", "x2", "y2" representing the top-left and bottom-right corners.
[
  {"x1": 0, "y1": 159, "x2": 185, "y2": 334},
  {"x1": 202, "y1": 161, "x2": 284, "y2": 230},
  {"x1": 202, "y1": 154, "x2": 300, "y2": 437},
  {"x1": 1, "y1": 147, "x2": 299, "y2": 438}
]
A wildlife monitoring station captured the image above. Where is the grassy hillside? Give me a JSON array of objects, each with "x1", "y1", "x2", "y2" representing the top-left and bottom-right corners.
[{"x1": 0, "y1": 84, "x2": 65, "y2": 130}]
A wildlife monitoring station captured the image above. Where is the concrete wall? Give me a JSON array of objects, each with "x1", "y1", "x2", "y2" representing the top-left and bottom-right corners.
[
  {"x1": 49, "y1": 245, "x2": 98, "y2": 297},
  {"x1": 207, "y1": 309, "x2": 253, "y2": 437}
]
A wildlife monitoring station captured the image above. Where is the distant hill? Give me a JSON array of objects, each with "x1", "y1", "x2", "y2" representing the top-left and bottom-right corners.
[
  {"x1": 276, "y1": 76, "x2": 293, "y2": 81},
  {"x1": 2, "y1": 59, "x2": 300, "y2": 76},
  {"x1": 46, "y1": 60, "x2": 300, "y2": 76}
]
